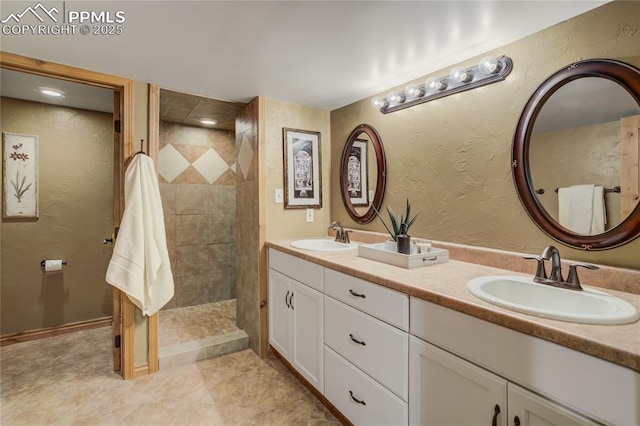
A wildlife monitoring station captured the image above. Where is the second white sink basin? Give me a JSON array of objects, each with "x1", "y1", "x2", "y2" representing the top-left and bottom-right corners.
[
  {"x1": 290, "y1": 238, "x2": 358, "y2": 252},
  {"x1": 466, "y1": 275, "x2": 639, "y2": 325}
]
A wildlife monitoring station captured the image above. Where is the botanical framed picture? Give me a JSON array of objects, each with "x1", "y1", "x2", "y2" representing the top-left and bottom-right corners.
[
  {"x1": 283, "y1": 128, "x2": 322, "y2": 208},
  {"x1": 347, "y1": 138, "x2": 369, "y2": 206},
  {"x1": 3, "y1": 132, "x2": 39, "y2": 219}
]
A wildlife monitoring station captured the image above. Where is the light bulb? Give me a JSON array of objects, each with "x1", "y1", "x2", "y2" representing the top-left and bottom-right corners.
[
  {"x1": 426, "y1": 77, "x2": 446, "y2": 92},
  {"x1": 387, "y1": 91, "x2": 405, "y2": 105},
  {"x1": 36, "y1": 87, "x2": 65, "y2": 97},
  {"x1": 371, "y1": 96, "x2": 388, "y2": 109},
  {"x1": 450, "y1": 66, "x2": 471, "y2": 83},
  {"x1": 199, "y1": 118, "x2": 217, "y2": 125},
  {"x1": 405, "y1": 83, "x2": 424, "y2": 99},
  {"x1": 479, "y1": 56, "x2": 499, "y2": 75}
]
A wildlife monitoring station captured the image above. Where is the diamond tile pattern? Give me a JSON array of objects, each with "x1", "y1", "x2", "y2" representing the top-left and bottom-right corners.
[
  {"x1": 193, "y1": 148, "x2": 229, "y2": 184},
  {"x1": 237, "y1": 133, "x2": 254, "y2": 180},
  {"x1": 159, "y1": 144, "x2": 190, "y2": 183},
  {"x1": 158, "y1": 122, "x2": 236, "y2": 185}
]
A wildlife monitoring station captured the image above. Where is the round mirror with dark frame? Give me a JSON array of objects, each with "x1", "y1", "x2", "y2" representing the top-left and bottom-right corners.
[
  {"x1": 340, "y1": 124, "x2": 387, "y2": 224},
  {"x1": 512, "y1": 58, "x2": 640, "y2": 250}
]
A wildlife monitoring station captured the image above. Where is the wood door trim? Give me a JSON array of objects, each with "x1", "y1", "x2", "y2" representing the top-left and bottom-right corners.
[
  {"x1": 621, "y1": 115, "x2": 640, "y2": 218},
  {"x1": 0, "y1": 51, "x2": 136, "y2": 379},
  {"x1": 146, "y1": 84, "x2": 160, "y2": 374},
  {"x1": 0, "y1": 317, "x2": 112, "y2": 346},
  {"x1": 257, "y1": 97, "x2": 269, "y2": 358}
]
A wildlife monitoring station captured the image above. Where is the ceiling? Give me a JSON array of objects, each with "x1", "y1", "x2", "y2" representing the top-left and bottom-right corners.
[
  {"x1": 0, "y1": 1, "x2": 609, "y2": 113},
  {"x1": 159, "y1": 89, "x2": 243, "y2": 130}
]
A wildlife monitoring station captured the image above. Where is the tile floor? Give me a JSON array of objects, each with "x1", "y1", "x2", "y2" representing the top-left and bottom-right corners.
[
  {"x1": 158, "y1": 300, "x2": 249, "y2": 370},
  {"x1": 1, "y1": 325, "x2": 339, "y2": 425},
  {"x1": 159, "y1": 300, "x2": 238, "y2": 347}
]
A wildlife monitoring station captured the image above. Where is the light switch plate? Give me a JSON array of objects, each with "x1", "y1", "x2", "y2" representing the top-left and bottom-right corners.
[
  {"x1": 275, "y1": 188, "x2": 283, "y2": 203},
  {"x1": 306, "y1": 209, "x2": 314, "y2": 223}
]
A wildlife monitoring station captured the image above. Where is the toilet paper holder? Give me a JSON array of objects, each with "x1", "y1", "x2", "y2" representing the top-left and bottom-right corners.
[{"x1": 40, "y1": 260, "x2": 67, "y2": 267}]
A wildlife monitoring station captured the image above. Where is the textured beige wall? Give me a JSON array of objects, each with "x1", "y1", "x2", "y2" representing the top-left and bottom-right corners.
[
  {"x1": 330, "y1": 1, "x2": 640, "y2": 270},
  {"x1": 1, "y1": 97, "x2": 113, "y2": 334},
  {"x1": 264, "y1": 98, "x2": 332, "y2": 240}
]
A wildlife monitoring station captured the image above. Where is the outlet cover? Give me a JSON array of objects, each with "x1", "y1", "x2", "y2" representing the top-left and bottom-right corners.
[{"x1": 306, "y1": 208, "x2": 314, "y2": 223}]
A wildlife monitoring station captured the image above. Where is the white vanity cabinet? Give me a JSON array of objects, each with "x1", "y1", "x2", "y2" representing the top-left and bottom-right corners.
[
  {"x1": 409, "y1": 336, "x2": 599, "y2": 426},
  {"x1": 409, "y1": 335, "x2": 508, "y2": 425},
  {"x1": 323, "y1": 269, "x2": 409, "y2": 425},
  {"x1": 410, "y1": 297, "x2": 638, "y2": 426},
  {"x1": 268, "y1": 250, "x2": 324, "y2": 393},
  {"x1": 267, "y1": 247, "x2": 638, "y2": 426}
]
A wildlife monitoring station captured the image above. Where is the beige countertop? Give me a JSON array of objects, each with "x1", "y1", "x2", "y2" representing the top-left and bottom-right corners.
[{"x1": 266, "y1": 238, "x2": 640, "y2": 373}]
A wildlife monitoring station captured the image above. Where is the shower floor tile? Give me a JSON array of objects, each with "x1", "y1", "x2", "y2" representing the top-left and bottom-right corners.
[{"x1": 159, "y1": 299, "x2": 238, "y2": 347}]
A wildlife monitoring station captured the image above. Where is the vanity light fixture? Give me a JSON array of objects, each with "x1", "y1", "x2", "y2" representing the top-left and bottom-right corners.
[
  {"x1": 199, "y1": 118, "x2": 217, "y2": 126},
  {"x1": 371, "y1": 96, "x2": 389, "y2": 109},
  {"x1": 426, "y1": 77, "x2": 447, "y2": 92},
  {"x1": 387, "y1": 91, "x2": 406, "y2": 106},
  {"x1": 36, "y1": 87, "x2": 65, "y2": 98},
  {"x1": 374, "y1": 55, "x2": 513, "y2": 114}
]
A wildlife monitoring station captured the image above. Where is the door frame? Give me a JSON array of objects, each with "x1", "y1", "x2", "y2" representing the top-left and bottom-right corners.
[{"x1": 0, "y1": 51, "x2": 143, "y2": 379}]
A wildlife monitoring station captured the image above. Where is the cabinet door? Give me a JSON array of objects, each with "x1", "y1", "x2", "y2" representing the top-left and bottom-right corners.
[
  {"x1": 268, "y1": 269, "x2": 292, "y2": 359},
  {"x1": 508, "y1": 383, "x2": 599, "y2": 426},
  {"x1": 291, "y1": 279, "x2": 324, "y2": 393},
  {"x1": 409, "y1": 336, "x2": 507, "y2": 426}
]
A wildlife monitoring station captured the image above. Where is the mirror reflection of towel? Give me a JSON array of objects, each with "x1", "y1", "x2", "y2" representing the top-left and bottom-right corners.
[{"x1": 558, "y1": 184, "x2": 606, "y2": 234}]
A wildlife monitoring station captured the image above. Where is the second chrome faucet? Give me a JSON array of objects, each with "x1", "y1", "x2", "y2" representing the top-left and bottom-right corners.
[{"x1": 329, "y1": 221, "x2": 351, "y2": 244}]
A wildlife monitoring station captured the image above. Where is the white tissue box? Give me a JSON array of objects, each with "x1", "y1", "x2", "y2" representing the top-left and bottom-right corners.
[{"x1": 357, "y1": 242, "x2": 449, "y2": 269}]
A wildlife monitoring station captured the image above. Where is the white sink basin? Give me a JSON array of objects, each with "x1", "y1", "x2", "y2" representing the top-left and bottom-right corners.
[
  {"x1": 290, "y1": 239, "x2": 358, "y2": 252},
  {"x1": 466, "y1": 275, "x2": 639, "y2": 325}
]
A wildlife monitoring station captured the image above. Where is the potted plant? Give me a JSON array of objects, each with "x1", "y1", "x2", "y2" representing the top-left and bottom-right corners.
[{"x1": 373, "y1": 199, "x2": 418, "y2": 253}]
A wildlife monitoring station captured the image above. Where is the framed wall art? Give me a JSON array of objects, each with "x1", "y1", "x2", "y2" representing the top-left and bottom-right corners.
[
  {"x1": 283, "y1": 128, "x2": 322, "y2": 208},
  {"x1": 3, "y1": 132, "x2": 39, "y2": 219},
  {"x1": 347, "y1": 138, "x2": 369, "y2": 206}
]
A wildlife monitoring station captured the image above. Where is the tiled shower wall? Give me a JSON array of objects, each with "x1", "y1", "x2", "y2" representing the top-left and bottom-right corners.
[{"x1": 158, "y1": 121, "x2": 237, "y2": 309}]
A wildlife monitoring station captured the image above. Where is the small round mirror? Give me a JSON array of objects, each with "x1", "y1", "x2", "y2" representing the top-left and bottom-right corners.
[{"x1": 340, "y1": 124, "x2": 387, "y2": 223}]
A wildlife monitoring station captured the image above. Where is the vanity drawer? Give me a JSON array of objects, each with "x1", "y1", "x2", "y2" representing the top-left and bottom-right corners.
[
  {"x1": 268, "y1": 249, "x2": 323, "y2": 291},
  {"x1": 324, "y1": 346, "x2": 407, "y2": 426},
  {"x1": 324, "y1": 295, "x2": 408, "y2": 400},
  {"x1": 324, "y1": 268, "x2": 408, "y2": 330}
]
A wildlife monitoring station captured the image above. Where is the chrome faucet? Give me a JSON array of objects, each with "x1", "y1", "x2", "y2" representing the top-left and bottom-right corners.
[
  {"x1": 523, "y1": 245, "x2": 598, "y2": 291},
  {"x1": 329, "y1": 221, "x2": 351, "y2": 244}
]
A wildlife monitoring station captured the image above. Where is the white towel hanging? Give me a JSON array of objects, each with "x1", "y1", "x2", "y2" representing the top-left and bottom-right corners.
[
  {"x1": 558, "y1": 184, "x2": 594, "y2": 234},
  {"x1": 106, "y1": 154, "x2": 174, "y2": 316},
  {"x1": 558, "y1": 184, "x2": 607, "y2": 234},
  {"x1": 591, "y1": 185, "x2": 606, "y2": 234}
]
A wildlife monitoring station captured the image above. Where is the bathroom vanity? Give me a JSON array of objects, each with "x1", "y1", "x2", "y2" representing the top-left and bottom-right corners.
[{"x1": 266, "y1": 240, "x2": 640, "y2": 426}]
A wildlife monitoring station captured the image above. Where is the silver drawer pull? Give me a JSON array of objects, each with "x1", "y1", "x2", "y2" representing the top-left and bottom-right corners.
[
  {"x1": 349, "y1": 390, "x2": 366, "y2": 405},
  {"x1": 349, "y1": 289, "x2": 366, "y2": 298},
  {"x1": 349, "y1": 333, "x2": 366, "y2": 346},
  {"x1": 422, "y1": 256, "x2": 438, "y2": 262}
]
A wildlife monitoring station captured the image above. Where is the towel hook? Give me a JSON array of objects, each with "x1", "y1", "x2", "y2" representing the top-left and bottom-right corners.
[{"x1": 136, "y1": 139, "x2": 146, "y2": 156}]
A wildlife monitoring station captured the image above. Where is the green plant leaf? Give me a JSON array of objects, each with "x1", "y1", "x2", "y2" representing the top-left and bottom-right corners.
[
  {"x1": 387, "y1": 206, "x2": 400, "y2": 237},
  {"x1": 372, "y1": 204, "x2": 396, "y2": 241}
]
